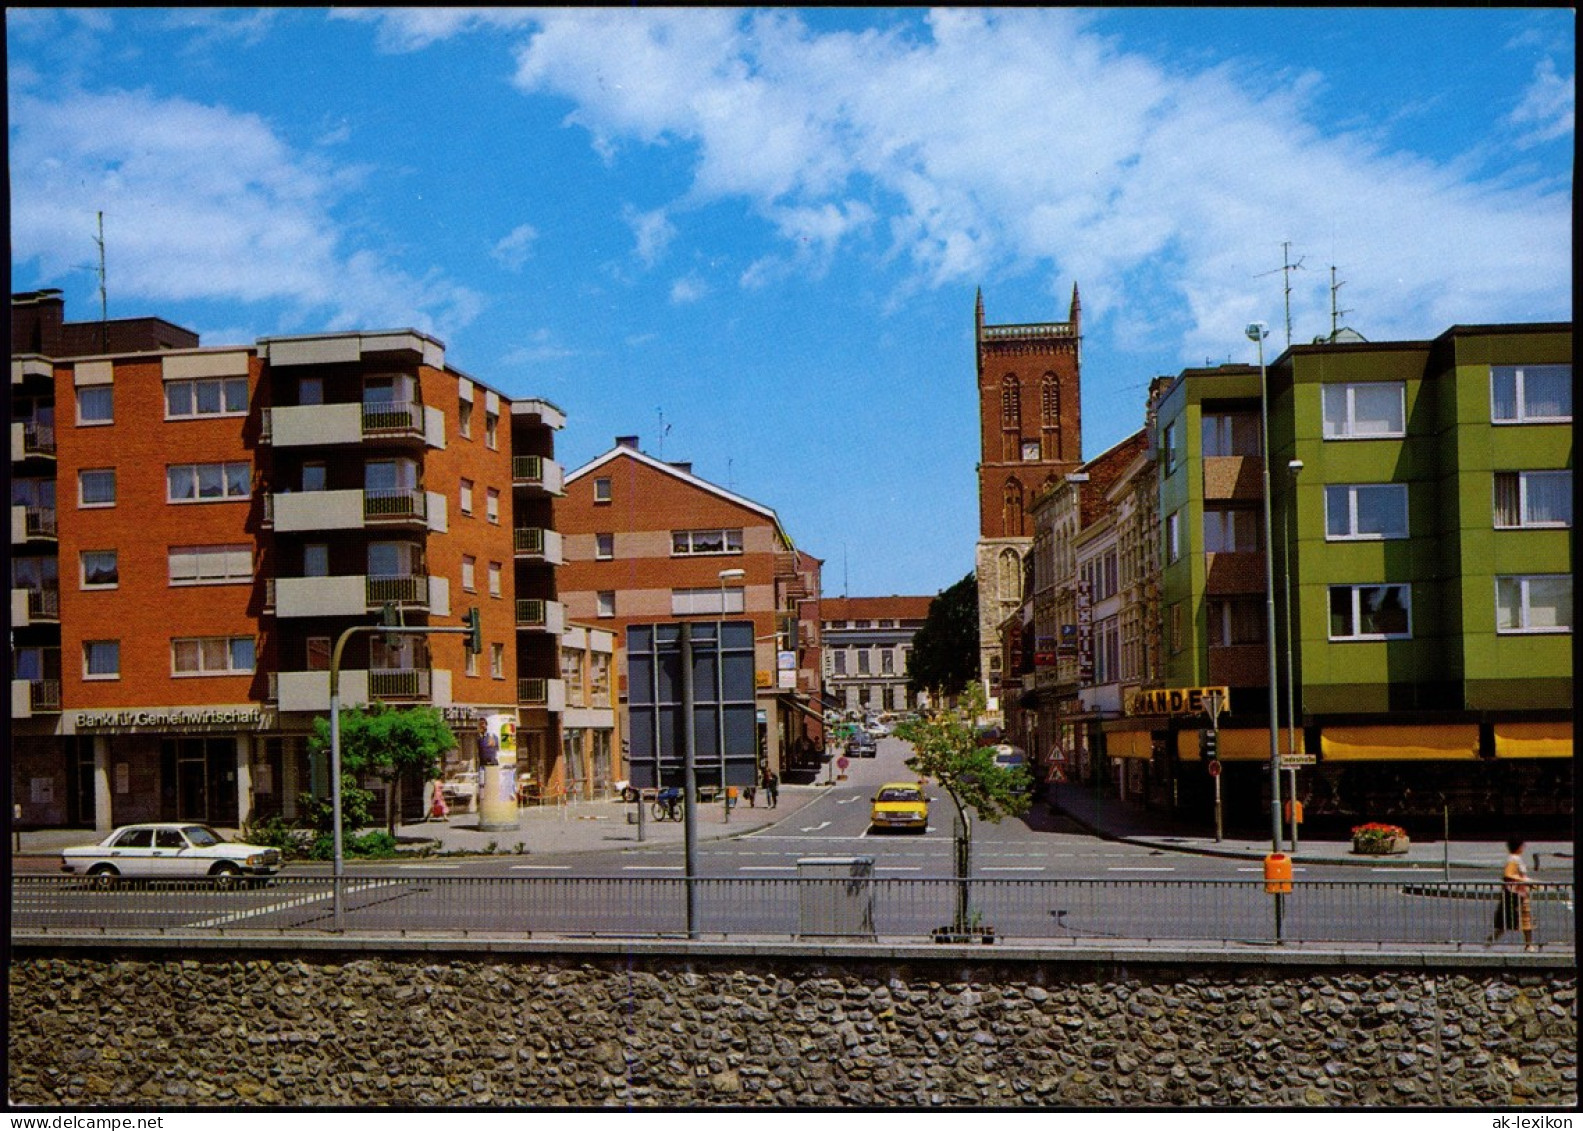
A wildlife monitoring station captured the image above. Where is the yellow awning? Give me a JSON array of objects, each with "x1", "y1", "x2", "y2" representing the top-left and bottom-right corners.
[
  {"x1": 1321, "y1": 725, "x2": 1478, "y2": 762},
  {"x1": 1177, "y1": 728, "x2": 1300, "y2": 762},
  {"x1": 1106, "y1": 730, "x2": 1155, "y2": 760},
  {"x1": 1493, "y1": 721, "x2": 1573, "y2": 759}
]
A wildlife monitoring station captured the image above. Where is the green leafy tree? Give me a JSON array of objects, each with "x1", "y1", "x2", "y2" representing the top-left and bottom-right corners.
[
  {"x1": 905, "y1": 572, "x2": 980, "y2": 702},
  {"x1": 308, "y1": 703, "x2": 458, "y2": 835},
  {"x1": 895, "y1": 681, "x2": 1030, "y2": 933}
]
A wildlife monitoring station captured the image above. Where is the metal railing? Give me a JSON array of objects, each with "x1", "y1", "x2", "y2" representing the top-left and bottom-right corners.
[
  {"x1": 364, "y1": 489, "x2": 426, "y2": 522},
  {"x1": 367, "y1": 575, "x2": 429, "y2": 608},
  {"x1": 25, "y1": 587, "x2": 60, "y2": 620},
  {"x1": 21, "y1": 421, "x2": 56, "y2": 456},
  {"x1": 11, "y1": 876, "x2": 1572, "y2": 948},
  {"x1": 28, "y1": 679, "x2": 62, "y2": 713},
  {"x1": 23, "y1": 507, "x2": 57, "y2": 538},
  {"x1": 513, "y1": 527, "x2": 545, "y2": 556},
  {"x1": 361, "y1": 400, "x2": 425, "y2": 438},
  {"x1": 518, "y1": 677, "x2": 548, "y2": 705},
  {"x1": 368, "y1": 668, "x2": 432, "y2": 700},
  {"x1": 516, "y1": 598, "x2": 546, "y2": 627},
  {"x1": 259, "y1": 407, "x2": 272, "y2": 443},
  {"x1": 512, "y1": 456, "x2": 544, "y2": 484}
]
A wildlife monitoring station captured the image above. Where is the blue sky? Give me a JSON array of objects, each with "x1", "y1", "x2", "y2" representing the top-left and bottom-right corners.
[{"x1": 8, "y1": 8, "x2": 1573, "y2": 598}]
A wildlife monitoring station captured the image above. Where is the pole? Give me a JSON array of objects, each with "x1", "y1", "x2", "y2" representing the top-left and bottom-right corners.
[
  {"x1": 1250, "y1": 322, "x2": 1284, "y2": 942},
  {"x1": 680, "y1": 621, "x2": 699, "y2": 939},
  {"x1": 1282, "y1": 462, "x2": 1301, "y2": 853},
  {"x1": 1206, "y1": 692, "x2": 1224, "y2": 843}
]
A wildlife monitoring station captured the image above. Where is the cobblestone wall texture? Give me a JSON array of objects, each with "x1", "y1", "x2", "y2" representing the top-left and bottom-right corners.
[{"x1": 8, "y1": 950, "x2": 1576, "y2": 1107}]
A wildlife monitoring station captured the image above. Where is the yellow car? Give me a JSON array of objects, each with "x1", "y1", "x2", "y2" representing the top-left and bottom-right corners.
[{"x1": 870, "y1": 782, "x2": 929, "y2": 833}]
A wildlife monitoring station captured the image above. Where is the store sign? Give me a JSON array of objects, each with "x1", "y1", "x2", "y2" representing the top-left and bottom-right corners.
[
  {"x1": 1127, "y1": 686, "x2": 1231, "y2": 717},
  {"x1": 74, "y1": 707, "x2": 265, "y2": 729},
  {"x1": 1076, "y1": 580, "x2": 1093, "y2": 682}
]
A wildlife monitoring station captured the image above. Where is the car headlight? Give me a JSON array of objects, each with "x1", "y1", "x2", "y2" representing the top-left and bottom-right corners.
[{"x1": 246, "y1": 854, "x2": 265, "y2": 867}]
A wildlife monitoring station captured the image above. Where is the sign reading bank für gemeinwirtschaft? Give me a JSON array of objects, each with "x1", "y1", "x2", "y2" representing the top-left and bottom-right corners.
[
  {"x1": 1126, "y1": 686, "x2": 1230, "y2": 717},
  {"x1": 70, "y1": 707, "x2": 267, "y2": 730}
]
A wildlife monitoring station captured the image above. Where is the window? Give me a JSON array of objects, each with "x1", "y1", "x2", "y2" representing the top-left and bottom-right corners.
[
  {"x1": 168, "y1": 545, "x2": 252, "y2": 585},
  {"x1": 367, "y1": 541, "x2": 420, "y2": 578},
  {"x1": 833, "y1": 650, "x2": 847, "y2": 675},
  {"x1": 303, "y1": 544, "x2": 329, "y2": 577},
  {"x1": 595, "y1": 533, "x2": 614, "y2": 560},
  {"x1": 460, "y1": 479, "x2": 474, "y2": 515},
  {"x1": 165, "y1": 377, "x2": 248, "y2": 419},
  {"x1": 79, "y1": 469, "x2": 116, "y2": 508},
  {"x1": 306, "y1": 637, "x2": 331, "y2": 671},
  {"x1": 486, "y1": 488, "x2": 500, "y2": 525},
  {"x1": 1494, "y1": 471, "x2": 1571, "y2": 528},
  {"x1": 1021, "y1": 440, "x2": 1041, "y2": 461},
  {"x1": 12, "y1": 477, "x2": 55, "y2": 510},
  {"x1": 671, "y1": 529, "x2": 743, "y2": 555},
  {"x1": 76, "y1": 386, "x2": 113, "y2": 425},
  {"x1": 1162, "y1": 421, "x2": 1178, "y2": 474},
  {"x1": 670, "y1": 588, "x2": 746, "y2": 615},
  {"x1": 1325, "y1": 484, "x2": 1409, "y2": 540},
  {"x1": 461, "y1": 555, "x2": 476, "y2": 592},
  {"x1": 302, "y1": 462, "x2": 326, "y2": 492},
  {"x1": 1165, "y1": 511, "x2": 1182, "y2": 564},
  {"x1": 1322, "y1": 382, "x2": 1406, "y2": 439},
  {"x1": 485, "y1": 412, "x2": 499, "y2": 450},
  {"x1": 458, "y1": 399, "x2": 473, "y2": 438},
  {"x1": 593, "y1": 477, "x2": 612, "y2": 503},
  {"x1": 1203, "y1": 507, "x2": 1263, "y2": 553},
  {"x1": 298, "y1": 376, "x2": 324, "y2": 406},
  {"x1": 490, "y1": 642, "x2": 505, "y2": 678},
  {"x1": 1207, "y1": 598, "x2": 1267, "y2": 646},
  {"x1": 1496, "y1": 576, "x2": 1572, "y2": 634},
  {"x1": 879, "y1": 619, "x2": 894, "y2": 628},
  {"x1": 167, "y1": 462, "x2": 249, "y2": 502},
  {"x1": 1201, "y1": 411, "x2": 1261, "y2": 457},
  {"x1": 465, "y1": 647, "x2": 478, "y2": 678},
  {"x1": 172, "y1": 636, "x2": 255, "y2": 676},
  {"x1": 881, "y1": 649, "x2": 894, "y2": 674},
  {"x1": 81, "y1": 550, "x2": 118, "y2": 589},
  {"x1": 365, "y1": 458, "x2": 417, "y2": 492},
  {"x1": 1492, "y1": 365, "x2": 1571, "y2": 424},
  {"x1": 596, "y1": 590, "x2": 615, "y2": 618},
  {"x1": 1329, "y1": 584, "x2": 1412, "y2": 640},
  {"x1": 857, "y1": 650, "x2": 871, "y2": 675},
  {"x1": 84, "y1": 640, "x2": 120, "y2": 679},
  {"x1": 488, "y1": 562, "x2": 502, "y2": 598}
]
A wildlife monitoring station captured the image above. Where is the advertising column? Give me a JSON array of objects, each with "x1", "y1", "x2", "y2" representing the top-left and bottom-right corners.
[{"x1": 476, "y1": 714, "x2": 519, "y2": 831}]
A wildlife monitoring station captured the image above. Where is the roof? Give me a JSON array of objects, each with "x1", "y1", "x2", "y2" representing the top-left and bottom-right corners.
[{"x1": 821, "y1": 595, "x2": 934, "y2": 622}]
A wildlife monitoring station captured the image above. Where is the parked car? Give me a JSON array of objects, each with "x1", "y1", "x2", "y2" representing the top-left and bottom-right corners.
[
  {"x1": 846, "y1": 734, "x2": 878, "y2": 758},
  {"x1": 60, "y1": 824, "x2": 284, "y2": 889},
  {"x1": 866, "y1": 722, "x2": 890, "y2": 738},
  {"x1": 869, "y1": 782, "x2": 929, "y2": 833}
]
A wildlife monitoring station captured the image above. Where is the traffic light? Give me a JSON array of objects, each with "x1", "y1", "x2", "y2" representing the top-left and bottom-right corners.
[
  {"x1": 1199, "y1": 728, "x2": 1219, "y2": 760},
  {"x1": 464, "y1": 607, "x2": 482, "y2": 655},
  {"x1": 381, "y1": 602, "x2": 402, "y2": 647}
]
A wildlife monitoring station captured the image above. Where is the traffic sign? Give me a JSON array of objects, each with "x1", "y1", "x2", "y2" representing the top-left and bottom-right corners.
[
  {"x1": 1206, "y1": 759, "x2": 1222, "y2": 778},
  {"x1": 837, "y1": 756, "x2": 850, "y2": 770},
  {"x1": 1281, "y1": 753, "x2": 1317, "y2": 766}
]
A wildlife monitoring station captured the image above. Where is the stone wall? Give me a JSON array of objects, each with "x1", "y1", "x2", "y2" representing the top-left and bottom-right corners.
[{"x1": 8, "y1": 942, "x2": 1575, "y2": 1108}]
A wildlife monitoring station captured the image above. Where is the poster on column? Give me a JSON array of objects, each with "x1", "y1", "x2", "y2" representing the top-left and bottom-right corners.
[{"x1": 477, "y1": 713, "x2": 520, "y2": 830}]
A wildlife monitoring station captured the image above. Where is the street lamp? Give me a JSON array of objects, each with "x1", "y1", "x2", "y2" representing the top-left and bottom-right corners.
[
  {"x1": 1283, "y1": 457, "x2": 1303, "y2": 852},
  {"x1": 718, "y1": 568, "x2": 746, "y2": 821},
  {"x1": 1246, "y1": 321, "x2": 1282, "y2": 854}
]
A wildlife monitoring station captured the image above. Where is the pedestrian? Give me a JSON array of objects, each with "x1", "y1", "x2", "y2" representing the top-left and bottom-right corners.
[
  {"x1": 763, "y1": 770, "x2": 779, "y2": 809},
  {"x1": 744, "y1": 784, "x2": 757, "y2": 808},
  {"x1": 1489, "y1": 837, "x2": 1535, "y2": 950}
]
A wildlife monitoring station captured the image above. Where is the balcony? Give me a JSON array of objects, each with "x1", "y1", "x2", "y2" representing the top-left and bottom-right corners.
[
  {"x1": 515, "y1": 598, "x2": 566, "y2": 635},
  {"x1": 11, "y1": 421, "x2": 56, "y2": 462},
  {"x1": 262, "y1": 401, "x2": 445, "y2": 449},
  {"x1": 275, "y1": 667, "x2": 453, "y2": 712},
  {"x1": 11, "y1": 587, "x2": 60, "y2": 627},
  {"x1": 513, "y1": 527, "x2": 565, "y2": 564},
  {"x1": 271, "y1": 489, "x2": 448, "y2": 534},
  {"x1": 11, "y1": 679, "x2": 61, "y2": 719},
  {"x1": 11, "y1": 505, "x2": 57, "y2": 544},
  {"x1": 517, "y1": 677, "x2": 567, "y2": 712},
  {"x1": 512, "y1": 455, "x2": 565, "y2": 495},
  {"x1": 274, "y1": 574, "x2": 450, "y2": 619},
  {"x1": 1202, "y1": 456, "x2": 1264, "y2": 502}
]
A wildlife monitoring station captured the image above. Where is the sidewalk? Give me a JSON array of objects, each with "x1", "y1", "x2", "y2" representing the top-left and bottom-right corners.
[{"x1": 1045, "y1": 780, "x2": 1575, "y2": 876}]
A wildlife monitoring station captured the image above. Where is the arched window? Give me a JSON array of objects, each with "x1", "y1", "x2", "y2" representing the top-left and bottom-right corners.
[
  {"x1": 999, "y1": 548, "x2": 1022, "y2": 603},
  {"x1": 1003, "y1": 478, "x2": 1025, "y2": 538},
  {"x1": 1041, "y1": 373, "x2": 1060, "y2": 425},
  {"x1": 1001, "y1": 376, "x2": 1021, "y2": 430}
]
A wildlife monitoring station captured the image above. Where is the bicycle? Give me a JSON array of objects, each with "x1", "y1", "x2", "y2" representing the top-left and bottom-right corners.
[{"x1": 650, "y1": 787, "x2": 683, "y2": 822}]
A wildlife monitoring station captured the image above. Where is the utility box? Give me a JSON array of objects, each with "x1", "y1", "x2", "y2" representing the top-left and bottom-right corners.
[{"x1": 797, "y1": 856, "x2": 876, "y2": 940}]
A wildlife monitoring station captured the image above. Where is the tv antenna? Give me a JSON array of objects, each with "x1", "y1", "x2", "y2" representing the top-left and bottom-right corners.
[
  {"x1": 1256, "y1": 242, "x2": 1306, "y2": 348},
  {"x1": 93, "y1": 211, "x2": 109, "y2": 350},
  {"x1": 1328, "y1": 265, "x2": 1353, "y2": 341},
  {"x1": 655, "y1": 407, "x2": 672, "y2": 460}
]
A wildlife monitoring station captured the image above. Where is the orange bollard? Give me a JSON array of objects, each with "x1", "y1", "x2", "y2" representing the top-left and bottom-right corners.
[{"x1": 1264, "y1": 852, "x2": 1293, "y2": 894}]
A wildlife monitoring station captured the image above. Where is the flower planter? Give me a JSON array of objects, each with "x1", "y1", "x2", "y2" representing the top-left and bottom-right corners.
[
  {"x1": 1351, "y1": 835, "x2": 1410, "y2": 855},
  {"x1": 931, "y1": 925, "x2": 997, "y2": 945}
]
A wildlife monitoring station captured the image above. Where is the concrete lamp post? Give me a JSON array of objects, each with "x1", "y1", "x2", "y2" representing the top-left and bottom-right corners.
[{"x1": 718, "y1": 568, "x2": 746, "y2": 822}]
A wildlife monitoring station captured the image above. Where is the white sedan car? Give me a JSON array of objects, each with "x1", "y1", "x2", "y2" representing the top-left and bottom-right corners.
[{"x1": 60, "y1": 823, "x2": 283, "y2": 888}]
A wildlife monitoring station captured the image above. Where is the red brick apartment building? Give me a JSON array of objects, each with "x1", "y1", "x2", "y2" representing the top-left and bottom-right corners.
[
  {"x1": 819, "y1": 596, "x2": 933, "y2": 715},
  {"x1": 9, "y1": 290, "x2": 612, "y2": 831},
  {"x1": 557, "y1": 437, "x2": 824, "y2": 777}
]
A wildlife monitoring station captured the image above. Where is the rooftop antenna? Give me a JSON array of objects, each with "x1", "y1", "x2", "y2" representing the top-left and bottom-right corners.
[
  {"x1": 93, "y1": 211, "x2": 108, "y2": 350},
  {"x1": 1328, "y1": 265, "x2": 1353, "y2": 340},
  {"x1": 1256, "y1": 241, "x2": 1306, "y2": 348},
  {"x1": 655, "y1": 407, "x2": 672, "y2": 460},
  {"x1": 726, "y1": 457, "x2": 734, "y2": 491},
  {"x1": 843, "y1": 543, "x2": 849, "y2": 599}
]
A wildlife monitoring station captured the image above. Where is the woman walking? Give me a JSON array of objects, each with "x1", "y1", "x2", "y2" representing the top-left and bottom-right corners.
[{"x1": 1489, "y1": 837, "x2": 1535, "y2": 950}]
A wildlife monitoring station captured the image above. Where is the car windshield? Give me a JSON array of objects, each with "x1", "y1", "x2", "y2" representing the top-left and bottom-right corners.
[
  {"x1": 877, "y1": 788, "x2": 922, "y2": 803},
  {"x1": 182, "y1": 826, "x2": 224, "y2": 847}
]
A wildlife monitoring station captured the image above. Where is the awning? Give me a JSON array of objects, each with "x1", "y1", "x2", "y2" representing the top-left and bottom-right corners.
[
  {"x1": 1107, "y1": 730, "x2": 1154, "y2": 760},
  {"x1": 779, "y1": 695, "x2": 826, "y2": 725},
  {"x1": 1177, "y1": 728, "x2": 1300, "y2": 762},
  {"x1": 1321, "y1": 725, "x2": 1479, "y2": 762},
  {"x1": 1493, "y1": 721, "x2": 1573, "y2": 759}
]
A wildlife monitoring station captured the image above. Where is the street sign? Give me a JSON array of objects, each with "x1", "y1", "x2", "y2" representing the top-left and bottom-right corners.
[
  {"x1": 1206, "y1": 759, "x2": 1222, "y2": 778},
  {"x1": 1281, "y1": 753, "x2": 1317, "y2": 766},
  {"x1": 837, "y1": 756, "x2": 850, "y2": 771}
]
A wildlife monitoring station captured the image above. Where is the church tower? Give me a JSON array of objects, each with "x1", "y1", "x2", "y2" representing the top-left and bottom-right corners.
[{"x1": 973, "y1": 286, "x2": 1083, "y2": 704}]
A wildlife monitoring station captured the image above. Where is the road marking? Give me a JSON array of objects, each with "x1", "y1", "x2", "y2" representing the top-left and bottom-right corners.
[
  {"x1": 983, "y1": 866, "x2": 1045, "y2": 872},
  {"x1": 623, "y1": 865, "x2": 684, "y2": 872},
  {"x1": 738, "y1": 866, "x2": 797, "y2": 872},
  {"x1": 876, "y1": 866, "x2": 921, "y2": 872},
  {"x1": 189, "y1": 880, "x2": 403, "y2": 929},
  {"x1": 397, "y1": 863, "x2": 460, "y2": 870},
  {"x1": 835, "y1": 797, "x2": 860, "y2": 805},
  {"x1": 1369, "y1": 867, "x2": 1433, "y2": 873},
  {"x1": 510, "y1": 864, "x2": 570, "y2": 871},
  {"x1": 799, "y1": 821, "x2": 832, "y2": 832},
  {"x1": 1107, "y1": 867, "x2": 1176, "y2": 872},
  {"x1": 1236, "y1": 867, "x2": 1310, "y2": 874}
]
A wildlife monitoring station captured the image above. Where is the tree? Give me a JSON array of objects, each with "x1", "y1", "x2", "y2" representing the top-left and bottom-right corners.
[
  {"x1": 905, "y1": 572, "x2": 980, "y2": 701},
  {"x1": 894, "y1": 681, "x2": 1031, "y2": 934},
  {"x1": 308, "y1": 703, "x2": 458, "y2": 835}
]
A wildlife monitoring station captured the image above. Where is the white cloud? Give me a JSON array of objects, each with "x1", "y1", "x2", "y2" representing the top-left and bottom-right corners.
[
  {"x1": 8, "y1": 87, "x2": 483, "y2": 338},
  {"x1": 499, "y1": 328, "x2": 577, "y2": 366},
  {"x1": 492, "y1": 223, "x2": 540, "y2": 271},
  {"x1": 669, "y1": 274, "x2": 707, "y2": 304},
  {"x1": 330, "y1": 8, "x2": 537, "y2": 53},
  {"x1": 495, "y1": 8, "x2": 1567, "y2": 360},
  {"x1": 1509, "y1": 58, "x2": 1575, "y2": 147},
  {"x1": 626, "y1": 206, "x2": 677, "y2": 267}
]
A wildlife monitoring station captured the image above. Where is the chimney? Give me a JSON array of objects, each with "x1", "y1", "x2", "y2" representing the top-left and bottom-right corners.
[
  {"x1": 615, "y1": 435, "x2": 639, "y2": 450},
  {"x1": 668, "y1": 461, "x2": 693, "y2": 475}
]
